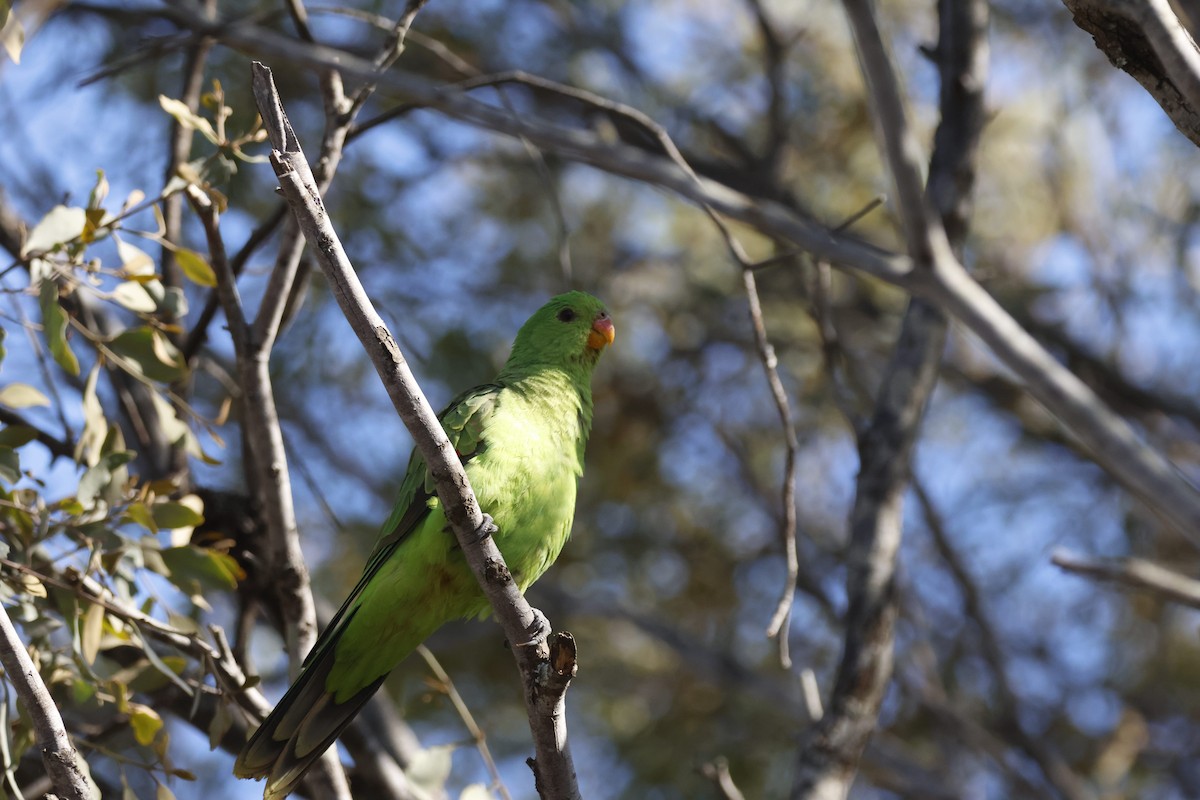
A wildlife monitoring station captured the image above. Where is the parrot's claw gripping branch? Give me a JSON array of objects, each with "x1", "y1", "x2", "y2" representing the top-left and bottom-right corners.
[
  {"x1": 515, "y1": 608, "x2": 552, "y2": 648},
  {"x1": 472, "y1": 513, "x2": 499, "y2": 543}
]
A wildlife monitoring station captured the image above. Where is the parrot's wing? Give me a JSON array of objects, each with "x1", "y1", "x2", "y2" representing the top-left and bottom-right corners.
[
  {"x1": 302, "y1": 383, "x2": 502, "y2": 668},
  {"x1": 237, "y1": 383, "x2": 504, "y2": 790}
]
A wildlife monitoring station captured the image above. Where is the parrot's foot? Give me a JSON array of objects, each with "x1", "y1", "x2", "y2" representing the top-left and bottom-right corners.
[
  {"x1": 471, "y1": 514, "x2": 498, "y2": 543},
  {"x1": 514, "y1": 607, "x2": 551, "y2": 647}
]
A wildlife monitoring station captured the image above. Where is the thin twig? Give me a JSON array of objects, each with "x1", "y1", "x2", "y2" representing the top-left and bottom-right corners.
[
  {"x1": 916, "y1": 484, "x2": 1092, "y2": 800},
  {"x1": 698, "y1": 757, "x2": 746, "y2": 800},
  {"x1": 1052, "y1": 550, "x2": 1200, "y2": 608},
  {"x1": 416, "y1": 646, "x2": 513, "y2": 800}
]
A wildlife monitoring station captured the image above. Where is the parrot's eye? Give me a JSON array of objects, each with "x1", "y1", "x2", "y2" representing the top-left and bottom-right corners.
[{"x1": 556, "y1": 308, "x2": 577, "y2": 322}]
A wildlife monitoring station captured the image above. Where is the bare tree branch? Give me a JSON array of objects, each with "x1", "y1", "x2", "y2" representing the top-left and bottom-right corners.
[
  {"x1": 1052, "y1": 549, "x2": 1200, "y2": 608},
  {"x1": 0, "y1": 602, "x2": 97, "y2": 800},
  {"x1": 250, "y1": 61, "x2": 582, "y2": 800},
  {"x1": 1062, "y1": 0, "x2": 1200, "y2": 147},
  {"x1": 187, "y1": 187, "x2": 353, "y2": 799},
  {"x1": 150, "y1": 10, "x2": 1200, "y2": 545},
  {"x1": 793, "y1": 2, "x2": 983, "y2": 796}
]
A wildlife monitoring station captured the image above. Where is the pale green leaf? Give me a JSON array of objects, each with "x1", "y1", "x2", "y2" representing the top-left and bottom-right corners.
[
  {"x1": 408, "y1": 744, "x2": 456, "y2": 793},
  {"x1": 460, "y1": 785, "x2": 497, "y2": 800},
  {"x1": 125, "y1": 502, "x2": 157, "y2": 533},
  {"x1": 0, "y1": 0, "x2": 25, "y2": 64},
  {"x1": 161, "y1": 286, "x2": 188, "y2": 318},
  {"x1": 0, "y1": 447, "x2": 18, "y2": 484},
  {"x1": 0, "y1": 383, "x2": 48, "y2": 409},
  {"x1": 81, "y1": 602, "x2": 104, "y2": 666},
  {"x1": 77, "y1": 364, "x2": 107, "y2": 467},
  {"x1": 22, "y1": 205, "x2": 86, "y2": 257},
  {"x1": 158, "y1": 95, "x2": 218, "y2": 144},
  {"x1": 108, "y1": 327, "x2": 186, "y2": 383},
  {"x1": 39, "y1": 280, "x2": 80, "y2": 376},
  {"x1": 115, "y1": 237, "x2": 154, "y2": 277},
  {"x1": 151, "y1": 501, "x2": 204, "y2": 530},
  {"x1": 156, "y1": 783, "x2": 176, "y2": 800},
  {"x1": 207, "y1": 701, "x2": 232, "y2": 750},
  {"x1": 175, "y1": 249, "x2": 216, "y2": 287},
  {"x1": 13, "y1": 573, "x2": 45, "y2": 599},
  {"x1": 87, "y1": 169, "x2": 109, "y2": 210},
  {"x1": 160, "y1": 545, "x2": 244, "y2": 592},
  {"x1": 129, "y1": 704, "x2": 163, "y2": 746},
  {"x1": 110, "y1": 281, "x2": 157, "y2": 313}
]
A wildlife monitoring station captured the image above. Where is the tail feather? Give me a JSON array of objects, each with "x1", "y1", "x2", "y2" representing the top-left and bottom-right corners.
[{"x1": 234, "y1": 610, "x2": 388, "y2": 798}]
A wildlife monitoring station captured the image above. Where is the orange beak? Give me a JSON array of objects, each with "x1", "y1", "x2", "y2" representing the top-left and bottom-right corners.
[{"x1": 587, "y1": 313, "x2": 615, "y2": 350}]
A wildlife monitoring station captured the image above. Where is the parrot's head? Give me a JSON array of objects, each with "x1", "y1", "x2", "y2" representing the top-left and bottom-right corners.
[{"x1": 507, "y1": 291, "x2": 614, "y2": 373}]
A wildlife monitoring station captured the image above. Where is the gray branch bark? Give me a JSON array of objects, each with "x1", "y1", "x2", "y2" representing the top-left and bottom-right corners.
[
  {"x1": 1062, "y1": 0, "x2": 1200, "y2": 147},
  {"x1": 1052, "y1": 550, "x2": 1200, "y2": 608},
  {"x1": 0, "y1": 602, "x2": 97, "y2": 800}
]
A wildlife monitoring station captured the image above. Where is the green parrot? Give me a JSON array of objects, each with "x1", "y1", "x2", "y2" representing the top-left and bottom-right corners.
[{"x1": 234, "y1": 291, "x2": 614, "y2": 798}]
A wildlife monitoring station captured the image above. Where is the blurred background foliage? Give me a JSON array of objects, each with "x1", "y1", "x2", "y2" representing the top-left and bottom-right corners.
[{"x1": 1, "y1": 0, "x2": 1200, "y2": 798}]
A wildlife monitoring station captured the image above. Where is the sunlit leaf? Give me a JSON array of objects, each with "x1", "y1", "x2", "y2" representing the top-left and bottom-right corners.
[
  {"x1": 80, "y1": 602, "x2": 104, "y2": 666},
  {"x1": 160, "y1": 545, "x2": 244, "y2": 592},
  {"x1": 460, "y1": 785, "x2": 497, "y2": 800},
  {"x1": 38, "y1": 280, "x2": 80, "y2": 376},
  {"x1": 11, "y1": 573, "x2": 45, "y2": 599},
  {"x1": 155, "y1": 782, "x2": 176, "y2": 800},
  {"x1": 0, "y1": 384, "x2": 48, "y2": 409},
  {"x1": 81, "y1": 208, "x2": 107, "y2": 245},
  {"x1": 0, "y1": 0, "x2": 25, "y2": 64},
  {"x1": 87, "y1": 169, "x2": 108, "y2": 209},
  {"x1": 56, "y1": 498, "x2": 83, "y2": 515},
  {"x1": 110, "y1": 281, "x2": 157, "y2": 313},
  {"x1": 151, "y1": 501, "x2": 204, "y2": 530},
  {"x1": 115, "y1": 237, "x2": 154, "y2": 277},
  {"x1": 129, "y1": 704, "x2": 163, "y2": 746},
  {"x1": 408, "y1": 744, "x2": 456, "y2": 794},
  {"x1": 174, "y1": 249, "x2": 216, "y2": 287},
  {"x1": 158, "y1": 95, "x2": 218, "y2": 143},
  {"x1": 125, "y1": 502, "x2": 157, "y2": 533},
  {"x1": 22, "y1": 205, "x2": 85, "y2": 257}
]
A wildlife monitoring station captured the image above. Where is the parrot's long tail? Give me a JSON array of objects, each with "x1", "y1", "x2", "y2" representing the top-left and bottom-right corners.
[{"x1": 233, "y1": 611, "x2": 386, "y2": 799}]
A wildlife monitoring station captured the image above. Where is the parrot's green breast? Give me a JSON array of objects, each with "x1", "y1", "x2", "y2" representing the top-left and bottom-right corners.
[{"x1": 326, "y1": 376, "x2": 585, "y2": 699}]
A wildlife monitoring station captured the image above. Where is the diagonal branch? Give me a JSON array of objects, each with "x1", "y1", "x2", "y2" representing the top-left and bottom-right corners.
[
  {"x1": 250, "y1": 61, "x2": 582, "y2": 800},
  {"x1": 1051, "y1": 550, "x2": 1200, "y2": 608},
  {"x1": 0, "y1": 602, "x2": 97, "y2": 800}
]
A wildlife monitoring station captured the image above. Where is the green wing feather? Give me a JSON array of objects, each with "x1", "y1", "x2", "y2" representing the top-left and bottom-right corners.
[{"x1": 234, "y1": 385, "x2": 501, "y2": 792}]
